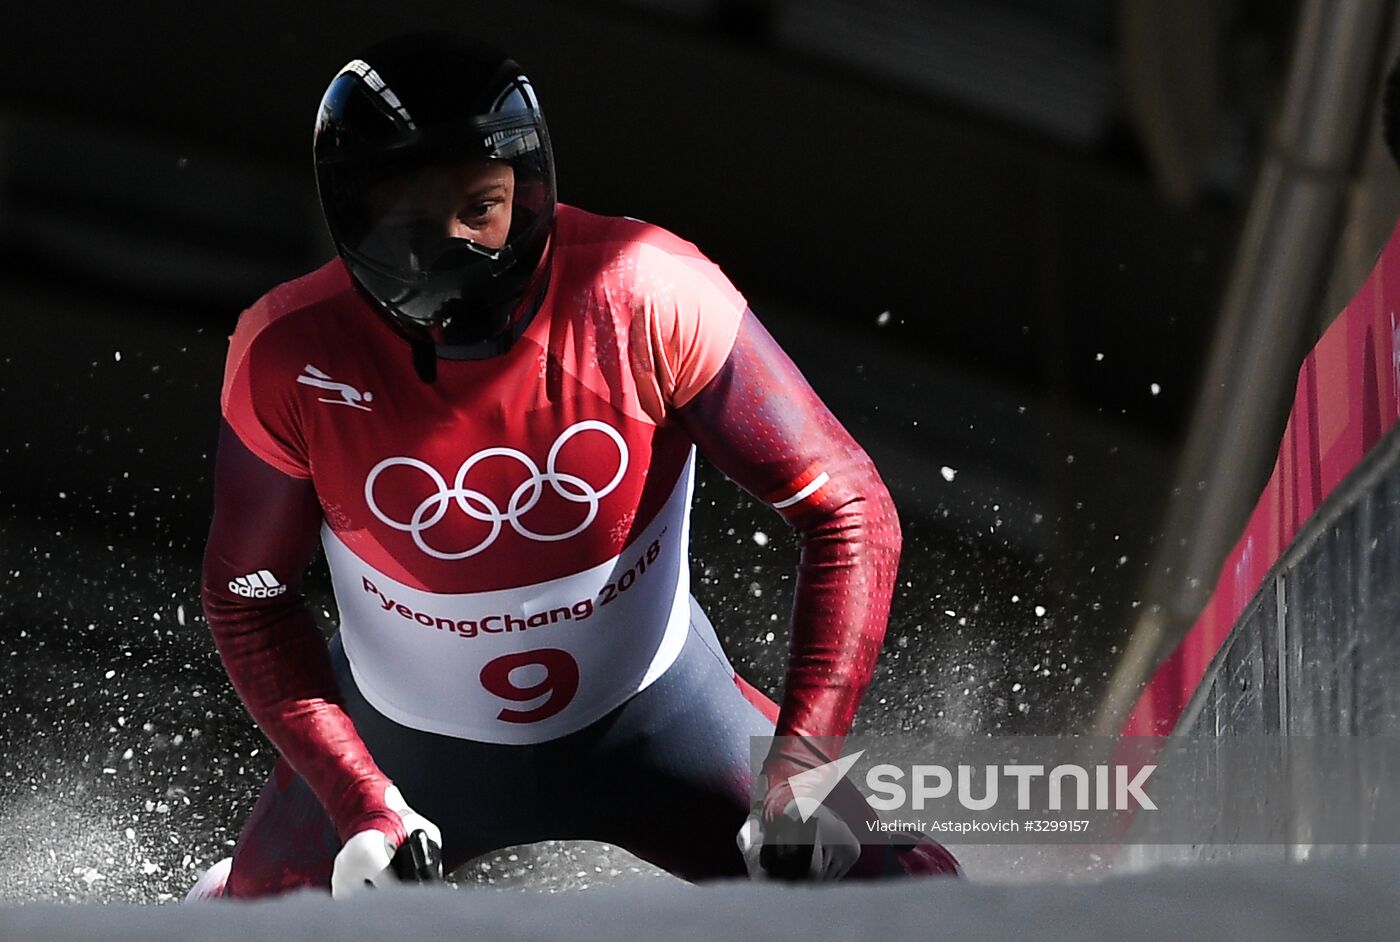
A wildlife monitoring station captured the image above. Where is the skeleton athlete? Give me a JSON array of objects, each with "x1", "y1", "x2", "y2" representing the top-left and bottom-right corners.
[{"x1": 190, "y1": 31, "x2": 959, "y2": 898}]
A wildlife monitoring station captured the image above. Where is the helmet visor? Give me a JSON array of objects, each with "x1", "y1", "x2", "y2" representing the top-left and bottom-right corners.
[{"x1": 331, "y1": 120, "x2": 552, "y2": 282}]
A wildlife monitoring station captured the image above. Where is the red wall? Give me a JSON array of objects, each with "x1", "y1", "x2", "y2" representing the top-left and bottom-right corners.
[{"x1": 1125, "y1": 220, "x2": 1400, "y2": 735}]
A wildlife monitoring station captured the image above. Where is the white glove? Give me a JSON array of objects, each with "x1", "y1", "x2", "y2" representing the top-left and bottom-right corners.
[
  {"x1": 330, "y1": 784, "x2": 442, "y2": 899},
  {"x1": 736, "y1": 777, "x2": 860, "y2": 882}
]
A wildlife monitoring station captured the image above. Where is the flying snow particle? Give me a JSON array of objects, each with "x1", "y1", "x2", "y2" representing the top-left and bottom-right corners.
[
  {"x1": 1095, "y1": 353, "x2": 1104, "y2": 362},
  {"x1": 1034, "y1": 605, "x2": 1047, "y2": 617},
  {"x1": 176, "y1": 605, "x2": 186, "y2": 627},
  {"x1": 114, "y1": 351, "x2": 122, "y2": 362},
  {"x1": 765, "y1": 631, "x2": 775, "y2": 643},
  {"x1": 1011, "y1": 683, "x2": 1022, "y2": 692},
  {"x1": 1150, "y1": 383, "x2": 1161, "y2": 396},
  {"x1": 940, "y1": 467, "x2": 957, "y2": 482},
  {"x1": 104, "y1": 670, "x2": 116, "y2": 679},
  {"x1": 752, "y1": 531, "x2": 769, "y2": 547},
  {"x1": 877, "y1": 310, "x2": 892, "y2": 326}
]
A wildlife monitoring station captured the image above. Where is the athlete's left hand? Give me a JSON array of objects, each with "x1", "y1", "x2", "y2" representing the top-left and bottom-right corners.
[
  {"x1": 331, "y1": 785, "x2": 443, "y2": 898},
  {"x1": 736, "y1": 775, "x2": 860, "y2": 882}
]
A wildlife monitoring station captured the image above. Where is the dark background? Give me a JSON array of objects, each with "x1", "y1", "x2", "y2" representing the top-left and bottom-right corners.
[{"x1": 0, "y1": 0, "x2": 1386, "y2": 900}]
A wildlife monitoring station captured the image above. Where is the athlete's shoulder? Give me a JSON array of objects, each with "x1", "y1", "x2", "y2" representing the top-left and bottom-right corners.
[
  {"x1": 554, "y1": 203, "x2": 718, "y2": 267},
  {"x1": 224, "y1": 258, "x2": 368, "y2": 394},
  {"x1": 554, "y1": 204, "x2": 746, "y2": 312},
  {"x1": 220, "y1": 259, "x2": 366, "y2": 477},
  {"x1": 552, "y1": 206, "x2": 747, "y2": 413},
  {"x1": 232, "y1": 258, "x2": 357, "y2": 349}
]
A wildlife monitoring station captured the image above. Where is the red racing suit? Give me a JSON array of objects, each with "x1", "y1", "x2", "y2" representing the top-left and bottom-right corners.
[{"x1": 202, "y1": 204, "x2": 902, "y2": 846}]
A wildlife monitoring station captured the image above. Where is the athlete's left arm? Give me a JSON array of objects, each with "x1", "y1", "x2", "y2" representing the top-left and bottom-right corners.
[{"x1": 673, "y1": 309, "x2": 901, "y2": 814}]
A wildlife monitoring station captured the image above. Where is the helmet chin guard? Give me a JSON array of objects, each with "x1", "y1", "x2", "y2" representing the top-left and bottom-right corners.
[{"x1": 314, "y1": 32, "x2": 556, "y2": 349}]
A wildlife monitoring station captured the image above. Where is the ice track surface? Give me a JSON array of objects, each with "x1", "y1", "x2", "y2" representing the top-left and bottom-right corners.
[{"x1": 5, "y1": 856, "x2": 1400, "y2": 942}]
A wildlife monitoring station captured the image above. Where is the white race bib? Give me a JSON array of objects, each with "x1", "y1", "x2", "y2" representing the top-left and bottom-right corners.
[{"x1": 325, "y1": 456, "x2": 695, "y2": 743}]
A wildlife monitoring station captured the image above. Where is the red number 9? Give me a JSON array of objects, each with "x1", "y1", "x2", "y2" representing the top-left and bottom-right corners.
[{"x1": 479, "y1": 648, "x2": 580, "y2": 723}]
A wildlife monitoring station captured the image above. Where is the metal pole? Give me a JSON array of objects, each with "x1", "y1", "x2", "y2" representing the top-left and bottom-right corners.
[{"x1": 1095, "y1": 0, "x2": 1396, "y2": 736}]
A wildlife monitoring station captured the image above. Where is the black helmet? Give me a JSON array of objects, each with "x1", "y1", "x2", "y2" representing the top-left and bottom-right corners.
[{"x1": 314, "y1": 33, "x2": 556, "y2": 346}]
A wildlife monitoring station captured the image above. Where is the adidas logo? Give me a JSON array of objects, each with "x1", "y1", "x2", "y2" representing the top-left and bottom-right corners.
[{"x1": 228, "y1": 570, "x2": 287, "y2": 599}]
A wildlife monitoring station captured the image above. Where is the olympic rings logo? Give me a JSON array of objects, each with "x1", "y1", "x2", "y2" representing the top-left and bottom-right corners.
[{"x1": 364, "y1": 420, "x2": 629, "y2": 560}]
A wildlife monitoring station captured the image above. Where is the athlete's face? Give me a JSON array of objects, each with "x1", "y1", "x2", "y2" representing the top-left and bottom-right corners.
[{"x1": 367, "y1": 160, "x2": 516, "y2": 252}]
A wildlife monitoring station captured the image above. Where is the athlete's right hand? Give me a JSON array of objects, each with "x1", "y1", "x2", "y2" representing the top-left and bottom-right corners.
[
  {"x1": 737, "y1": 773, "x2": 861, "y2": 882},
  {"x1": 330, "y1": 784, "x2": 443, "y2": 898}
]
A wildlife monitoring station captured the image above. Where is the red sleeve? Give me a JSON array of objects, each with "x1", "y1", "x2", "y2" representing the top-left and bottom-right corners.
[
  {"x1": 201, "y1": 420, "x2": 403, "y2": 845},
  {"x1": 672, "y1": 310, "x2": 901, "y2": 816}
]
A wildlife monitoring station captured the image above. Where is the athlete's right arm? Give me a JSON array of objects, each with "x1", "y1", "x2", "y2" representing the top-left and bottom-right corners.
[{"x1": 201, "y1": 419, "x2": 405, "y2": 848}]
